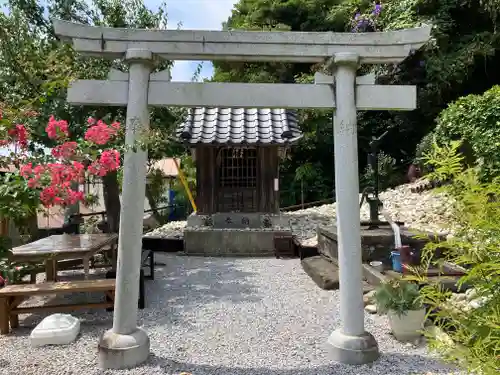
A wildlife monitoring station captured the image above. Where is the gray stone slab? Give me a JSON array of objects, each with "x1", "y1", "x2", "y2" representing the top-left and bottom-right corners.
[
  {"x1": 270, "y1": 215, "x2": 291, "y2": 229},
  {"x1": 301, "y1": 256, "x2": 339, "y2": 290},
  {"x1": 183, "y1": 229, "x2": 277, "y2": 256},
  {"x1": 212, "y1": 213, "x2": 262, "y2": 229},
  {"x1": 186, "y1": 213, "x2": 206, "y2": 227},
  {"x1": 54, "y1": 20, "x2": 431, "y2": 64}
]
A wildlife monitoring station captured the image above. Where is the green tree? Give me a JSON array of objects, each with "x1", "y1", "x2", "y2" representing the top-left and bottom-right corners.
[
  {"x1": 213, "y1": 0, "x2": 500, "y2": 205},
  {"x1": 433, "y1": 85, "x2": 500, "y2": 180},
  {"x1": 0, "y1": 0, "x2": 184, "y2": 233}
]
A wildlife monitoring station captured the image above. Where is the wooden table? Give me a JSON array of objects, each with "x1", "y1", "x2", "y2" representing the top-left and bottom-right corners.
[{"x1": 10, "y1": 234, "x2": 118, "y2": 282}]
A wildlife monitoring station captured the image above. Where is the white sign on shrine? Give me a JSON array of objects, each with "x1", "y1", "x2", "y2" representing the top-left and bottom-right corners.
[{"x1": 53, "y1": 19, "x2": 431, "y2": 370}]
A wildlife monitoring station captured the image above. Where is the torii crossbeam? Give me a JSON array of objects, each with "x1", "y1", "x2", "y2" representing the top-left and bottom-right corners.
[{"x1": 53, "y1": 20, "x2": 431, "y2": 370}]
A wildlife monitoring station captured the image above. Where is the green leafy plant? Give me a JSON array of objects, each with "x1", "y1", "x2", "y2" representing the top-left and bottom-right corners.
[
  {"x1": 361, "y1": 151, "x2": 402, "y2": 191},
  {"x1": 374, "y1": 279, "x2": 423, "y2": 317},
  {"x1": 420, "y1": 138, "x2": 464, "y2": 182},
  {"x1": 434, "y1": 85, "x2": 500, "y2": 180},
  {"x1": 0, "y1": 236, "x2": 32, "y2": 285},
  {"x1": 412, "y1": 140, "x2": 500, "y2": 375},
  {"x1": 0, "y1": 172, "x2": 39, "y2": 229}
]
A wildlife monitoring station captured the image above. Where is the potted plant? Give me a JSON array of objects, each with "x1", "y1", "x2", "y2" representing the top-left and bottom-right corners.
[{"x1": 374, "y1": 279, "x2": 426, "y2": 341}]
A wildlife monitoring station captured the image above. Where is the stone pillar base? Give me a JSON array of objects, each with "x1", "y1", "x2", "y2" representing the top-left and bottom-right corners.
[
  {"x1": 327, "y1": 329, "x2": 379, "y2": 365},
  {"x1": 98, "y1": 328, "x2": 150, "y2": 369}
]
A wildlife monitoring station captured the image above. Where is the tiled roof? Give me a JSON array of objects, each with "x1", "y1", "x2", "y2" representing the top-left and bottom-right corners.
[{"x1": 177, "y1": 108, "x2": 302, "y2": 145}]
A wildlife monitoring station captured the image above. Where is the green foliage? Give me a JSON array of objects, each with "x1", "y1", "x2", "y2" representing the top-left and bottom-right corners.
[
  {"x1": 214, "y1": 0, "x2": 500, "y2": 205},
  {"x1": 414, "y1": 132, "x2": 435, "y2": 171},
  {"x1": 420, "y1": 138, "x2": 464, "y2": 181},
  {"x1": 413, "y1": 141, "x2": 500, "y2": 374},
  {"x1": 0, "y1": 0, "x2": 185, "y2": 231},
  {"x1": 147, "y1": 168, "x2": 169, "y2": 206},
  {"x1": 361, "y1": 151, "x2": 402, "y2": 191},
  {"x1": 171, "y1": 154, "x2": 196, "y2": 214},
  {"x1": 434, "y1": 85, "x2": 500, "y2": 180},
  {"x1": 0, "y1": 172, "x2": 39, "y2": 228},
  {"x1": 374, "y1": 279, "x2": 423, "y2": 317}
]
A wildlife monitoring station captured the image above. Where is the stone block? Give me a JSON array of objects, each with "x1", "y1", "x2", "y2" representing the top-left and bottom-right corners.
[
  {"x1": 212, "y1": 213, "x2": 262, "y2": 229},
  {"x1": 270, "y1": 214, "x2": 291, "y2": 229},
  {"x1": 30, "y1": 313, "x2": 80, "y2": 347},
  {"x1": 183, "y1": 228, "x2": 290, "y2": 256},
  {"x1": 186, "y1": 213, "x2": 207, "y2": 227},
  {"x1": 301, "y1": 256, "x2": 339, "y2": 290}
]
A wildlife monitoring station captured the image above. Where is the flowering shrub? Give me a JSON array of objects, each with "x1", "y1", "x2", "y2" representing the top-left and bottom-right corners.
[
  {"x1": 1, "y1": 113, "x2": 123, "y2": 208},
  {"x1": 46, "y1": 115, "x2": 69, "y2": 139},
  {"x1": 84, "y1": 118, "x2": 120, "y2": 145},
  {"x1": 351, "y1": 1, "x2": 382, "y2": 32},
  {"x1": 0, "y1": 124, "x2": 29, "y2": 148}
]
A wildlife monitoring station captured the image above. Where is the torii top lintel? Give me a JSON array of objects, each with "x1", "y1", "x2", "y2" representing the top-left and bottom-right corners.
[{"x1": 53, "y1": 20, "x2": 431, "y2": 64}]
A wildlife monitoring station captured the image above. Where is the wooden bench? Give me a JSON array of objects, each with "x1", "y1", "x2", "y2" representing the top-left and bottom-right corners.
[{"x1": 0, "y1": 279, "x2": 116, "y2": 334}]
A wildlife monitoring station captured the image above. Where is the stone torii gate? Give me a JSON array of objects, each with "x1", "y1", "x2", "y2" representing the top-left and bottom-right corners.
[{"x1": 54, "y1": 20, "x2": 431, "y2": 369}]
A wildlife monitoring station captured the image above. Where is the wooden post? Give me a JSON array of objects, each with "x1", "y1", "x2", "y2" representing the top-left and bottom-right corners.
[{"x1": 0, "y1": 217, "x2": 9, "y2": 237}]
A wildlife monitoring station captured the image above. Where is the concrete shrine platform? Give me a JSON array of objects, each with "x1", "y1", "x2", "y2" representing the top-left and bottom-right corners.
[{"x1": 183, "y1": 213, "x2": 294, "y2": 257}]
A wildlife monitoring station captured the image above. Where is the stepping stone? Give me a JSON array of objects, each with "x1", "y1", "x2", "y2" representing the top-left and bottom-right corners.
[
  {"x1": 301, "y1": 255, "x2": 339, "y2": 290},
  {"x1": 30, "y1": 313, "x2": 80, "y2": 347}
]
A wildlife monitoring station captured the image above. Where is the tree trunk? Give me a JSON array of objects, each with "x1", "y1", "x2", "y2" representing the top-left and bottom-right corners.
[
  {"x1": 102, "y1": 172, "x2": 121, "y2": 233},
  {"x1": 145, "y1": 183, "x2": 163, "y2": 224},
  {"x1": 26, "y1": 212, "x2": 40, "y2": 241},
  {"x1": 63, "y1": 182, "x2": 81, "y2": 234}
]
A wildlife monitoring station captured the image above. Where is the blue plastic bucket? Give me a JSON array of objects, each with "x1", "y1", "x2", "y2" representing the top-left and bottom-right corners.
[{"x1": 390, "y1": 251, "x2": 403, "y2": 273}]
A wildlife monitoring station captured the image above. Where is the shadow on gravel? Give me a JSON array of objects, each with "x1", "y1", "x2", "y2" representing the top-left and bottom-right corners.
[
  {"x1": 143, "y1": 352, "x2": 458, "y2": 375},
  {"x1": 141, "y1": 255, "x2": 262, "y2": 329},
  {"x1": 13, "y1": 255, "x2": 260, "y2": 332},
  {"x1": 16, "y1": 268, "x2": 115, "y2": 330}
]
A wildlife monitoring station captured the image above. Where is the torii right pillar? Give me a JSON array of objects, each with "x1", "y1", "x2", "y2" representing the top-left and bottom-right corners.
[{"x1": 327, "y1": 52, "x2": 380, "y2": 364}]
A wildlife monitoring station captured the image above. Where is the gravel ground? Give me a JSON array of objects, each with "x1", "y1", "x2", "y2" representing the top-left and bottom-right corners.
[{"x1": 0, "y1": 254, "x2": 461, "y2": 375}]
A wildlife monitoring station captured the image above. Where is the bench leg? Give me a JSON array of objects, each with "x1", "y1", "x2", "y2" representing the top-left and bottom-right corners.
[
  {"x1": 30, "y1": 271, "x2": 37, "y2": 284},
  {"x1": 10, "y1": 313, "x2": 19, "y2": 329},
  {"x1": 83, "y1": 256, "x2": 90, "y2": 280},
  {"x1": 105, "y1": 270, "x2": 144, "y2": 311},
  {"x1": 149, "y1": 251, "x2": 154, "y2": 281},
  {"x1": 139, "y1": 269, "x2": 145, "y2": 310},
  {"x1": 111, "y1": 244, "x2": 117, "y2": 270},
  {"x1": 45, "y1": 259, "x2": 57, "y2": 282},
  {"x1": 9, "y1": 297, "x2": 23, "y2": 329},
  {"x1": 0, "y1": 297, "x2": 10, "y2": 334}
]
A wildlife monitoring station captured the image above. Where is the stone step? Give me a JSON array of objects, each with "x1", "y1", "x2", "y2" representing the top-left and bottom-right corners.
[
  {"x1": 302, "y1": 255, "x2": 375, "y2": 292},
  {"x1": 301, "y1": 256, "x2": 339, "y2": 290}
]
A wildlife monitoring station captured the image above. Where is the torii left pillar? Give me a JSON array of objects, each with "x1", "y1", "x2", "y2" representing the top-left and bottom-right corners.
[{"x1": 98, "y1": 48, "x2": 153, "y2": 369}]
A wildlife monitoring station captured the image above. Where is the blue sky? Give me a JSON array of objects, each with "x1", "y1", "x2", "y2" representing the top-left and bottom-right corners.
[{"x1": 163, "y1": 0, "x2": 238, "y2": 81}]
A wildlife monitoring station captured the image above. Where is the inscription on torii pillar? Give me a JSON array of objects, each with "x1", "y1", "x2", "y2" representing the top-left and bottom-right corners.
[{"x1": 53, "y1": 19, "x2": 431, "y2": 370}]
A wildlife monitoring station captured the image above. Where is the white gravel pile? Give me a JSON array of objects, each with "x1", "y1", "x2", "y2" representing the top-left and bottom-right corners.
[
  {"x1": 288, "y1": 181, "x2": 454, "y2": 245},
  {"x1": 0, "y1": 254, "x2": 462, "y2": 375},
  {"x1": 145, "y1": 181, "x2": 455, "y2": 247},
  {"x1": 145, "y1": 220, "x2": 187, "y2": 239}
]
